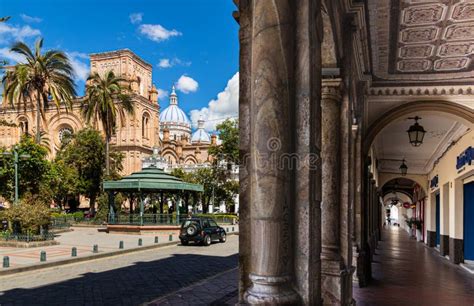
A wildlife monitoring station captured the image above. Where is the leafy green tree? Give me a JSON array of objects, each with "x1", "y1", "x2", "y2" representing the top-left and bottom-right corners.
[
  {"x1": 0, "y1": 135, "x2": 50, "y2": 202},
  {"x1": 2, "y1": 38, "x2": 76, "y2": 143},
  {"x1": 81, "y1": 71, "x2": 133, "y2": 176},
  {"x1": 172, "y1": 166, "x2": 239, "y2": 213},
  {"x1": 57, "y1": 128, "x2": 105, "y2": 214},
  {"x1": 47, "y1": 159, "x2": 79, "y2": 209},
  {"x1": 208, "y1": 118, "x2": 239, "y2": 164}
]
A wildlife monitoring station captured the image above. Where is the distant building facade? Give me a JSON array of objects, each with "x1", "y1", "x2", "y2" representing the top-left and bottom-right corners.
[{"x1": 0, "y1": 49, "x2": 215, "y2": 175}]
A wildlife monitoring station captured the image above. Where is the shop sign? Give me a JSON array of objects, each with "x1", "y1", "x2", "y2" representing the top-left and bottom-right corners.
[
  {"x1": 456, "y1": 146, "x2": 473, "y2": 170},
  {"x1": 430, "y1": 175, "x2": 438, "y2": 189}
]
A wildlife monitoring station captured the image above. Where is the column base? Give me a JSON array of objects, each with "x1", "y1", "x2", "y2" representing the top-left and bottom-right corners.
[
  {"x1": 440, "y1": 234, "x2": 449, "y2": 256},
  {"x1": 322, "y1": 260, "x2": 355, "y2": 305},
  {"x1": 244, "y1": 274, "x2": 300, "y2": 305},
  {"x1": 352, "y1": 248, "x2": 369, "y2": 287},
  {"x1": 449, "y1": 237, "x2": 463, "y2": 264},
  {"x1": 426, "y1": 231, "x2": 436, "y2": 247}
]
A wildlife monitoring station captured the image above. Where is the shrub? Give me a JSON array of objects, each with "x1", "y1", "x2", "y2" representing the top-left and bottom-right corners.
[
  {"x1": 0, "y1": 194, "x2": 51, "y2": 234},
  {"x1": 73, "y1": 211, "x2": 85, "y2": 221}
]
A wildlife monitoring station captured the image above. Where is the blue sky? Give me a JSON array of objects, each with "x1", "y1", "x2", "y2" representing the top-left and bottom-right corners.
[{"x1": 0, "y1": 0, "x2": 239, "y2": 131}]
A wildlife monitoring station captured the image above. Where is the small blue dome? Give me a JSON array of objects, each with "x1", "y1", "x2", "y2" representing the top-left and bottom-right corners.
[{"x1": 191, "y1": 118, "x2": 211, "y2": 144}]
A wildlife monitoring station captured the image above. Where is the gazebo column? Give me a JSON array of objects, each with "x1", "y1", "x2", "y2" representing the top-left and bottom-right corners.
[
  {"x1": 160, "y1": 192, "x2": 164, "y2": 214},
  {"x1": 139, "y1": 193, "x2": 144, "y2": 226},
  {"x1": 238, "y1": 0, "x2": 323, "y2": 304},
  {"x1": 108, "y1": 192, "x2": 116, "y2": 224}
]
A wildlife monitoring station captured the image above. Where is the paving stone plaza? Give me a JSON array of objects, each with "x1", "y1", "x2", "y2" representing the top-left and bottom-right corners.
[{"x1": 0, "y1": 232, "x2": 239, "y2": 305}]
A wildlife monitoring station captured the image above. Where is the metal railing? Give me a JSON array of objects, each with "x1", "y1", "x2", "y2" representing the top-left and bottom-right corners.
[
  {"x1": 108, "y1": 213, "x2": 238, "y2": 226},
  {"x1": 0, "y1": 232, "x2": 55, "y2": 242},
  {"x1": 109, "y1": 214, "x2": 183, "y2": 226}
]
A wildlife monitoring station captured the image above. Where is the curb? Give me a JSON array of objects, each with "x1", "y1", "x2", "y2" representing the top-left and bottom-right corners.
[
  {"x1": 0, "y1": 232, "x2": 239, "y2": 277},
  {"x1": 0, "y1": 241, "x2": 177, "y2": 276}
]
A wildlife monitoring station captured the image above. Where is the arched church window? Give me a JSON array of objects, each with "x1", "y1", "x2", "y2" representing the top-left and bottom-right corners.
[
  {"x1": 18, "y1": 119, "x2": 29, "y2": 135},
  {"x1": 142, "y1": 113, "x2": 150, "y2": 138}
]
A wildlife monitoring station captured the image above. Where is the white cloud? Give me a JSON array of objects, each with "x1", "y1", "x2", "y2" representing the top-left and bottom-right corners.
[
  {"x1": 190, "y1": 72, "x2": 239, "y2": 131},
  {"x1": 158, "y1": 58, "x2": 171, "y2": 68},
  {"x1": 0, "y1": 23, "x2": 41, "y2": 42},
  {"x1": 157, "y1": 57, "x2": 191, "y2": 69},
  {"x1": 66, "y1": 52, "x2": 89, "y2": 82},
  {"x1": 129, "y1": 13, "x2": 143, "y2": 24},
  {"x1": 176, "y1": 75, "x2": 198, "y2": 94},
  {"x1": 20, "y1": 14, "x2": 42, "y2": 23},
  {"x1": 157, "y1": 88, "x2": 169, "y2": 101},
  {"x1": 0, "y1": 47, "x2": 26, "y2": 64},
  {"x1": 139, "y1": 24, "x2": 181, "y2": 42}
]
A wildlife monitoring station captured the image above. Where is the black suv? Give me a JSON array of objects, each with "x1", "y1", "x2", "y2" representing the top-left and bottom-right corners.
[{"x1": 179, "y1": 217, "x2": 226, "y2": 246}]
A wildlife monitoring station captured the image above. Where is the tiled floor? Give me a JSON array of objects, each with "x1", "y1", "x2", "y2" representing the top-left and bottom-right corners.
[{"x1": 354, "y1": 226, "x2": 474, "y2": 306}]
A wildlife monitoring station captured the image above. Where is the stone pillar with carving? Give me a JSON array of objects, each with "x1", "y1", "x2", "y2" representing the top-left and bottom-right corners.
[
  {"x1": 236, "y1": 0, "x2": 323, "y2": 304},
  {"x1": 321, "y1": 78, "x2": 353, "y2": 305}
]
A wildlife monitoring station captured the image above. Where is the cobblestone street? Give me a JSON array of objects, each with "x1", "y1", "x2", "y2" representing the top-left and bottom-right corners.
[{"x1": 0, "y1": 235, "x2": 238, "y2": 305}]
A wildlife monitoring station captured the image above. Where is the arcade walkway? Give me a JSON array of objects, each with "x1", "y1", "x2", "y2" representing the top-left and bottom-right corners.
[{"x1": 354, "y1": 227, "x2": 474, "y2": 306}]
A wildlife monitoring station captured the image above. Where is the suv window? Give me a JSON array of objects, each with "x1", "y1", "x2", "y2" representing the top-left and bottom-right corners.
[
  {"x1": 203, "y1": 220, "x2": 210, "y2": 228},
  {"x1": 209, "y1": 220, "x2": 218, "y2": 227},
  {"x1": 182, "y1": 220, "x2": 199, "y2": 228}
]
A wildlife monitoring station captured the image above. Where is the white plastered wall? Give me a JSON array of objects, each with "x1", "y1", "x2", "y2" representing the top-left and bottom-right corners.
[{"x1": 426, "y1": 130, "x2": 474, "y2": 240}]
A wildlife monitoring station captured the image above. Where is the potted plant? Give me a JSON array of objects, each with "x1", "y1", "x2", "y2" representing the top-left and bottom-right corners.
[{"x1": 413, "y1": 219, "x2": 423, "y2": 241}]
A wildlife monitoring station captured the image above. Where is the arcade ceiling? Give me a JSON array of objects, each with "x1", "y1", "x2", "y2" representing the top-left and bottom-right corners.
[{"x1": 366, "y1": 0, "x2": 474, "y2": 86}]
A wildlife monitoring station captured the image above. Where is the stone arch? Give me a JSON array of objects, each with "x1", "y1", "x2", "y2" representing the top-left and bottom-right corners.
[
  {"x1": 184, "y1": 155, "x2": 198, "y2": 165},
  {"x1": 383, "y1": 190, "x2": 413, "y2": 203},
  {"x1": 321, "y1": 0, "x2": 342, "y2": 68},
  {"x1": 364, "y1": 100, "x2": 474, "y2": 157},
  {"x1": 321, "y1": 3, "x2": 338, "y2": 68},
  {"x1": 48, "y1": 111, "x2": 83, "y2": 133},
  {"x1": 378, "y1": 173, "x2": 428, "y2": 196},
  {"x1": 161, "y1": 148, "x2": 178, "y2": 165}
]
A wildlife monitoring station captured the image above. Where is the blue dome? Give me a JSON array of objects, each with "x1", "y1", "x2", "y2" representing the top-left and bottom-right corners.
[
  {"x1": 191, "y1": 118, "x2": 211, "y2": 144},
  {"x1": 191, "y1": 129, "x2": 211, "y2": 144},
  {"x1": 159, "y1": 105, "x2": 191, "y2": 126},
  {"x1": 159, "y1": 86, "x2": 191, "y2": 126}
]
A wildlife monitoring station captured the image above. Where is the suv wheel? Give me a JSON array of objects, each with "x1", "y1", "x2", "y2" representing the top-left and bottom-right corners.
[
  {"x1": 186, "y1": 225, "x2": 198, "y2": 236},
  {"x1": 219, "y1": 232, "x2": 226, "y2": 243},
  {"x1": 180, "y1": 239, "x2": 189, "y2": 246},
  {"x1": 203, "y1": 235, "x2": 211, "y2": 246}
]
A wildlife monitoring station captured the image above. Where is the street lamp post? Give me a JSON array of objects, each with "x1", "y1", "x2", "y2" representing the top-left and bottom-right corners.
[{"x1": 2, "y1": 147, "x2": 30, "y2": 204}]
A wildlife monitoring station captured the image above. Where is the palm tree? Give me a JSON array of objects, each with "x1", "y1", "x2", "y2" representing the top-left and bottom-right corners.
[
  {"x1": 0, "y1": 16, "x2": 10, "y2": 67},
  {"x1": 81, "y1": 70, "x2": 134, "y2": 176},
  {"x1": 2, "y1": 38, "x2": 76, "y2": 143}
]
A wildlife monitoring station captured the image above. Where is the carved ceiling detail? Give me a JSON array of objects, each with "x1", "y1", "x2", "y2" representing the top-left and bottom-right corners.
[{"x1": 368, "y1": 0, "x2": 474, "y2": 84}]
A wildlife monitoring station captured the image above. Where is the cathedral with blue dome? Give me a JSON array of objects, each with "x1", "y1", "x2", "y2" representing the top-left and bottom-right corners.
[{"x1": 159, "y1": 86, "x2": 216, "y2": 168}]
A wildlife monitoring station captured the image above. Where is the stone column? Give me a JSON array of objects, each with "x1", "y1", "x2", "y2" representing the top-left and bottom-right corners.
[
  {"x1": 235, "y1": 0, "x2": 252, "y2": 302},
  {"x1": 321, "y1": 78, "x2": 348, "y2": 305},
  {"x1": 245, "y1": 0, "x2": 300, "y2": 301},
  {"x1": 321, "y1": 78, "x2": 342, "y2": 260},
  {"x1": 293, "y1": 1, "x2": 323, "y2": 305},
  {"x1": 236, "y1": 0, "x2": 323, "y2": 304}
]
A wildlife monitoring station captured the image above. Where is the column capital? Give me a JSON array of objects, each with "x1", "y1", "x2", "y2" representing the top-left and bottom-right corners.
[{"x1": 322, "y1": 78, "x2": 343, "y2": 101}]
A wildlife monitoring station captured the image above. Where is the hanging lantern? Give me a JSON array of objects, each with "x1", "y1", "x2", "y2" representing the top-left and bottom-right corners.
[
  {"x1": 407, "y1": 116, "x2": 426, "y2": 147},
  {"x1": 400, "y1": 159, "x2": 408, "y2": 176}
]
